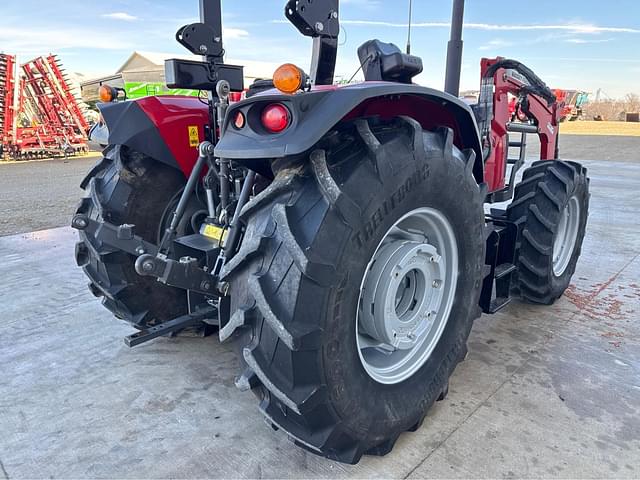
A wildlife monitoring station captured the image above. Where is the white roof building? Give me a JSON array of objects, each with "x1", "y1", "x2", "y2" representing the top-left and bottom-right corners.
[{"x1": 81, "y1": 51, "x2": 278, "y2": 101}]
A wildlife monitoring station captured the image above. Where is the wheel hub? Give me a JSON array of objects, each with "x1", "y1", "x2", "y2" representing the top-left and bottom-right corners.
[
  {"x1": 359, "y1": 241, "x2": 444, "y2": 350},
  {"x1": 356, "y1": 207, "x2": 459, "y2": 384}
]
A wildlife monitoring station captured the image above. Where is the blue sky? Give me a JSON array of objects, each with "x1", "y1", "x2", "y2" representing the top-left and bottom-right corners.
[{"x1": 1, "y1": 0, "x2": 639, "y2": 97}]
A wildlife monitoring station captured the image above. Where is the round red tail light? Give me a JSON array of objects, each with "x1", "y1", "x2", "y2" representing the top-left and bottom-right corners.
[{"x1": 261, "y1": 104, "x2": 290, "y2": 133}]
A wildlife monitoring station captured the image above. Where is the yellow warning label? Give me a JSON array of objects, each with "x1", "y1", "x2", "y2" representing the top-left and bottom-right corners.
[
  {"x1": 188, "y1": 126, "x2": 200, "y2": 147},
  {"x1": 202, "y1": 224, "x2": 227, "y2": 245}
]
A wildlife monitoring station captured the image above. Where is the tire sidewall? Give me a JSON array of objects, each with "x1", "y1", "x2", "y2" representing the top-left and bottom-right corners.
[
  {"x1": 550, "y1": 171, "x2": 589, "y2": 294},
  {"x1": 318, "y1": 136, "x2": 484, "y2": 438}
]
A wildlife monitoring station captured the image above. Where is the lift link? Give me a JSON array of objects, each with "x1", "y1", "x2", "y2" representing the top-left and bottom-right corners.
[
  {"x1": 135, "y1": 254, "x2": 218, "y2": 296},
  {"x1": 71, "y1": 215, "x2": 221, "y2": 297},
  {"x1": 124, "y1": 306, "x2": 217, "y2": 347}
]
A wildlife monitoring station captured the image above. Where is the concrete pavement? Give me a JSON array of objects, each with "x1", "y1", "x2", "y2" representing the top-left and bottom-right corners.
[{"x1": 0, "y1": 157, "x2": 639, "y2": 478}]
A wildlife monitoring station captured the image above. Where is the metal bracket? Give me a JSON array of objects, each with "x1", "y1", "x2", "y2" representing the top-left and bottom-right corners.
[
  {"x1": 176, "y1": 23, "x2": 223, "y2": 58},
  {"x1": 480, "y1": 216, "x2": 518, "y2": 314},
  {"x1": 71, "y1": 214, "x2": 157, "y2": 257},
  {"x1": 285, "y1": 0, "x2": 339, "y2": 38},
  {"x1": 72, "y1": 214, "x2": 220, "y2": 297},
  {"x1": 135, "y1": 254, "x2": 219, "y2": 297}
]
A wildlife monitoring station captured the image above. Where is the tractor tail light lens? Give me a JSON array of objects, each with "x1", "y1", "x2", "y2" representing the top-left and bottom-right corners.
[
  {"x1": 261, "y1": 104, "x2": 290, "y2": 133},
  {"x1": 273, "y1": 63, "x2": 305, "y2": 94},
  {"x1": 233, "y1": 111, "x2": 246, "y2": 129}
]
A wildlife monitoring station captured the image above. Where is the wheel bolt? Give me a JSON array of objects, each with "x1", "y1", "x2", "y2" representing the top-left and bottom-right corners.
[{"x1": 432, "y1": 279, "x2": 442, "y2": 288}]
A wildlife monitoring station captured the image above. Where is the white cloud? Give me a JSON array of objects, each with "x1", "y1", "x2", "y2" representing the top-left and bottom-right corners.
[
  {"x1": 338, "y1": 20, "x2": 640, "y2": 34},
  {"x1": 101, "y1": 12, "x2": 138, "y2": 22},
  {"x1": 565, "y1": 37, "x2": 613, "y2": 44},
  {"x1": 223, "y1": 27, "x2": 249, "y2": 39}
]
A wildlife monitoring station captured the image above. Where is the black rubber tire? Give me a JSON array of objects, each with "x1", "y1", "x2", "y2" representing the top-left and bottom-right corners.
[
  {"x1": 221, "y1": 118, "x2": 485, "y2": 463},
  {"x1": 74, "y1": 145, "x2": 196, "y2": 328},
  {"x1": 507, "y1": 160, "x2": 590, "y2": 304}
]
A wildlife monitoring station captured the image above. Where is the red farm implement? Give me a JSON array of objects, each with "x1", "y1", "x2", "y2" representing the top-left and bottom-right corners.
[{"x1": 0, "y1": 53, "x2": 89, "y2": 160}]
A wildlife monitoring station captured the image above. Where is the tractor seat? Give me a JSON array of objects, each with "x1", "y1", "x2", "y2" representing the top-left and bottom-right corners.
[{"x1": 358, "y1": 40, "x2": 423, "y2": 84}]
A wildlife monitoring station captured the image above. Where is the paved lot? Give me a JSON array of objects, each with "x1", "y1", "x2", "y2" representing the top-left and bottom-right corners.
[
  {"x1": 1, "y1": 135, "x2": 639, "y2": 237},
  {"x1": 1, "y1": 137, "x2": 639, "y2": 478}
]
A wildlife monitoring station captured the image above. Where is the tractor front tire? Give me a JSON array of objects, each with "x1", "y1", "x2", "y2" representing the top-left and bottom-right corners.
[
  {"x1": 74, "y1": 145, "x2": 195, "y2": 328},
  {"x1": 221, "y1": 118, "x2": 485, "y2": 463},
  {"x1": 507, "y1": 160, "x2": 590, "y2": 304}
]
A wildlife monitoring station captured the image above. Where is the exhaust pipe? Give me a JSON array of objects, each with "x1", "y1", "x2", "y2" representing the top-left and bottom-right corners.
[{"x1": 444, "y1": 0, "x2": 465, "y2": 97}]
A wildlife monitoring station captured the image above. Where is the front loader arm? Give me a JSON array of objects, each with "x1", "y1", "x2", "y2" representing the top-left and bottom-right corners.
[{"x1": 477, "y1": 57, "x2": 561, "y2": 193}]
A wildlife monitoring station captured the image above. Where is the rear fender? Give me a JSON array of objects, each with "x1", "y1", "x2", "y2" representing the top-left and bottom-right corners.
[
  {"x1": 215, "y1": 83, "x2": 483, "y2": 182},
  {"x1": 99, "y1": 96, "x2": 209, "y2": 178}
]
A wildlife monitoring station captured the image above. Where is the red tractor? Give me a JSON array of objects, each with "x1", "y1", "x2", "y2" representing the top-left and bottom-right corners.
[{"x1": 72, "y1": 0, "x2": 589, "y2": 463}]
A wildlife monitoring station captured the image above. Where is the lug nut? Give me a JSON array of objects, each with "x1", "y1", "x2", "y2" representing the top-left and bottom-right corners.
[{"x1": 432, "y1": 279, "x2": 442, "y2": 288}]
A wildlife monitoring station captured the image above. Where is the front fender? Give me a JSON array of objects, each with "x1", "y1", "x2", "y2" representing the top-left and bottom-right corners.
[
  {"x1": 215, "y1": 82, "x2": 483, "y2": 181},
  {"x1": 99, "y1": 96, "x2": 209, "y2": 178}
]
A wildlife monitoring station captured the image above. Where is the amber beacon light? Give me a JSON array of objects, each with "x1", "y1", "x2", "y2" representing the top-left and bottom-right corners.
[{"x1": 273, "y1": 63, "x2": 306, "y2": 94}]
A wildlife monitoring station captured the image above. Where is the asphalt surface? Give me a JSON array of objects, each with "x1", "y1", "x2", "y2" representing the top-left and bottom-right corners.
[
  {"x1": 0, "y1": 135, "x2": 639, "y2": 237},
  {"x1": 1, "y1": 152, "x2": 639, "y2": 477}
]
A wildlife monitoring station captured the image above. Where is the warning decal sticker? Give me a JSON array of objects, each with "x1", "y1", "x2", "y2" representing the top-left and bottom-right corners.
[{"x1": 188, "y1": 126, "x2": 200, "y2": 147}]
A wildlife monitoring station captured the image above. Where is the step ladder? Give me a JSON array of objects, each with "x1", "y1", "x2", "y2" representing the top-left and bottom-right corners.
[{"x1": 480, "y1": 217, "x2": 518, "y2": 314}]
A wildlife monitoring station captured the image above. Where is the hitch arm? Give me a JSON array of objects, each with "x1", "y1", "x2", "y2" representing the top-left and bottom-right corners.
[
  {"x1": 71, "y1": 215, "x2": 157, "y2": 257},
  {"x1": 71, "y1": 215, "x2": 220, "y2": 297}
]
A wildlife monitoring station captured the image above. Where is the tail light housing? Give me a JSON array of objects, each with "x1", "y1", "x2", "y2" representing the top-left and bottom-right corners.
[{"x1": 261, "y1": 104, "x2": 290, "y2": 133}]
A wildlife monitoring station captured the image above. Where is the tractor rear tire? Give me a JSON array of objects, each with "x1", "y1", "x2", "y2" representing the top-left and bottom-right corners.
[
  {"x1": 221, "y1": 118, "x2": 485, "y2": 463},
  {"x1": 507, "y1": 160, "x2": 589, "y2": 304},
  {"x1": 74, "y1": 145, "x2": 196, "y2": 328}
]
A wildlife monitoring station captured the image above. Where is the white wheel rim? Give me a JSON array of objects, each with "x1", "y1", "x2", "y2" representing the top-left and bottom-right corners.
[
  {"x1": 356, "y1": 207, "x2": 459, "y2": 384},
  {"x1": 553, "y1": 195, "x2": 580, "y2": 276}
]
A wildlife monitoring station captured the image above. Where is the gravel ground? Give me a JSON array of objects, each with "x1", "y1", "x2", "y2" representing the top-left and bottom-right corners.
[
  {"x1": 0, "y1": 134, "x2": 638, "y2": 237},
  {"x1": 0, "y1": 155, "x2": 100, "y2": 236}
]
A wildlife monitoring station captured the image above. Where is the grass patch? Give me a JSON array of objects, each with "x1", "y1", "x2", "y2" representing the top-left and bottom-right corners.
[{"x1": 560, "y1": 121, "x2": 640, "y2": 137}]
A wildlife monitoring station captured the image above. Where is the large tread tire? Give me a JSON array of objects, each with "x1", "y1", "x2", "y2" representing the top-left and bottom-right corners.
[
  {"x1": 507, "y1": 160, "x2": 590, "y2": 304},
  {"x1": 222, "y1": 118, "x2": 485, "y2": 463},
  {"x1": 74, "y1": 145, "x2": 193, "y2": 328}
]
